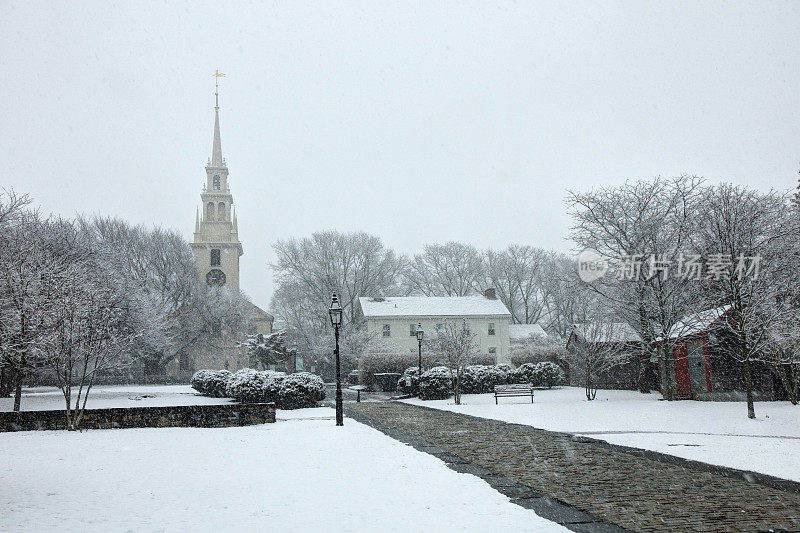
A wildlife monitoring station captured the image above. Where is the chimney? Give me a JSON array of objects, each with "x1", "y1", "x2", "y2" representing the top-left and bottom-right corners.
[{"x1": 484, "y1": 288, "x2": 497, "y2": 300}]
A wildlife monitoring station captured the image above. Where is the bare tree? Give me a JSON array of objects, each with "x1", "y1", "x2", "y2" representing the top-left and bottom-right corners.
[
  {"x1": 567, "y1": 319, "x2": 638, "y2": 401},
  {"x1": 82, "y1": 216, "x2": 252, "y2": 375},
  {"x1": 539, "y1": 253, "x2": 596, "y2": 340},
  {"x1": 46, "y1": 233, "x2": 142, "y2": 430},
  {"x1": 0, "y1": 190, "x2": 32, "y2": 397},
  {"x1": 694, "y1": 184, "x2": 798, "y2": 418},
  {"x1": 272, "y1": 231, "x2": 405, "y2": 325},
  {"x1": 271, "y1": 231, "x2": 404, "y2": 374},
  {"x1": 404, "y1": 242, "x2": 484, "y2": 297},
  {"x1": 430, "y1": 321, "x2": 480, "y2": 405},
  {"x1": 567, "y1": 176, "x2": 701, "y2": 395},
  {"x1": 484, "y1": 245, "x2": 548, "y2": 324},
  {"x1": 0, "y1": 213, "x2": 84, "y2": 410}
]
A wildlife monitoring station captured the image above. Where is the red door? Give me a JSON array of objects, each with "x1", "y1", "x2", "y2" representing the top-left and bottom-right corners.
[{"x1": 673, "y1": 344, "x2": 692, "y2": 399}]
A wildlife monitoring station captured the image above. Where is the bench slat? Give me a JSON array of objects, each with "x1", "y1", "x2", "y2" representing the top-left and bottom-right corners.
[{"x1": 494, "y1": 384, "x2": 534, "y2": 404}]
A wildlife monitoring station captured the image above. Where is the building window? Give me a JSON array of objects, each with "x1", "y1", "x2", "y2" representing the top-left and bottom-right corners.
[
  {"x1": 383, "y1": 324, "x2": 391, "y2": 337},
  {"x1": 488, "y1": 323, "x2": 495, "y2": 336},
  {"x1": 213, "y1": 175, "x2": 221, "y2": 190},
  {"x1": 211, "y1": 249, "x2": 221, "y2": 266},
  {"x1": 211, "y1": 320, "x2": 222, "y2": 338},
  {"x1": 409, "y1": 323, "x2": 417, "y2": 336},
  {"x1": 436, "y1": 323, "x2": 443, "y2": 331},
  {"x1": 488, "y1": 347, "x2": 497, "y2": 355},
  {"x1": 217, "y1": 202, "x2": 226, "y2": 221},
  {"x1": 207, "y1": 202, "x2": 215, "y2": 220}
]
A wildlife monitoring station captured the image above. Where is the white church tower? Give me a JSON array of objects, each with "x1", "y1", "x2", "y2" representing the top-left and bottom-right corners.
[{"x1": 191, "y1": 75, "x2": 243, "y2": 290}]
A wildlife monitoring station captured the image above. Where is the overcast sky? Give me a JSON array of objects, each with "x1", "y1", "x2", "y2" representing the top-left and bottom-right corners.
[{"x1": 3, "y1": 1, "x2": 799, "y2": 310}]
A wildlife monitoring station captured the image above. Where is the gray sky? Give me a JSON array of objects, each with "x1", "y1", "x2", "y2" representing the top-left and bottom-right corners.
[{"x1": 3, "y1": 1, "x2": 799, "y2": 310}]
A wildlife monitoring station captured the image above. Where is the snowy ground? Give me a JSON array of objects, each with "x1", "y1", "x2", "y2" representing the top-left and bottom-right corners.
[
  {"x1": 403, "y1": 387, "x2": 800, "y2": 482},
  {"x1": 0, "y1": 385, "x2": 232, "y2": 412},
  {"x1": 0, "y1": 407, "x2": 565, "y2": 532}
]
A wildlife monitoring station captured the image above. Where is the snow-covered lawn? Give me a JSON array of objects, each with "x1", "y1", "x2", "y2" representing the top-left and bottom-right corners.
[
  {"x1": 403, "y1": 387, "x2": 800, "y2": 482},
  {"x1": 0, "y1": 407, "x2": 565, "y2": 532},
  {"x1": 0, "y1": 384, "x2": 232, "y2": 412}
]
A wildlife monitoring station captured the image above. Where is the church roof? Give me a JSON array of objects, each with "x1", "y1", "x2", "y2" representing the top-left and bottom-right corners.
[
  {"x1": 247, "y1": 301, "x2": 274, "y2": 321},
  {"x1": 358, "y1": 296, "x2": 511, "y2": 318}
]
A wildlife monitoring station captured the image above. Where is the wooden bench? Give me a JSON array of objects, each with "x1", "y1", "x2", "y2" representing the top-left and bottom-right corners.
[{"x1": 494, "y1": 384, "x2": 534, "y2": 404}]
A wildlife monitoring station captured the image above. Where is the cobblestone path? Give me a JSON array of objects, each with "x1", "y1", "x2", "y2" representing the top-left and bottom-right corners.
[{"x1": 348, "y1": 402, "x2": 800, "y2": 532}]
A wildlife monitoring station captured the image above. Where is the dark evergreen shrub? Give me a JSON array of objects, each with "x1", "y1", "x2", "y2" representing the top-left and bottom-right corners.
[
  {"x1": 225, "y1": 368, "x2": 271, "y2": 402},
  {"x1": 510, "y1": 363, "x2": 539, "y2": 385},
  {"x1": 190, "y1": 370, "x2": 216, "y2": 395},
  {"x1": 277, "y1": 372, "x2": 326, "y2": 409},
  {"x1": 419, "y1": 366, "x2": 452, "y2": 400},
  {"x1": 208, "y1": 370, "x2": 233, "y2": 397},
  {"x1": 535, "y1": 361, "x2": 565, "y2": 388},
  {"x1": 397, "y1": 367, "x2": 420, "y2": 395},
  {"x1": 460, "y1": 365, "x2": 511, "y2": 393}
]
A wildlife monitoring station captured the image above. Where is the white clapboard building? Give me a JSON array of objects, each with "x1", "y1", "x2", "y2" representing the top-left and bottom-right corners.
[{"x1": 356, "y1": 290, "x2": 513, "y2": 365}]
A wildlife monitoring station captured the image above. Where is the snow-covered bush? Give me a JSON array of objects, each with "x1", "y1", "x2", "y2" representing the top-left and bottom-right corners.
[
  {"x1": 396, "y1": 367, "x2": 420, "y2": 396},
  {"x1": 508, "y1": 362, "x2": 566, "y2": 388},
  {"x1": 262, "y1": 370, "x2": 286, "y2": 402},
  {"x1": 191, "y1": 369, "x2": 233, "y2": 397},
  {"x1": 225, "y1": 368, "x2": 272, "y2": 403},
  {"x1": 509, "y1": 363, "x2": 539, "y2": 385},
  {"x1": 277, "y1": 372, "x2": 326, "y2": 409},
  {"x1": 190, "y1": 369, "x2": 216, "y2": 395},
  {"x1": 207, "y1": 369, "x2": 233, "y2": 397},
  {"x1": 535, "y1": 361, "x2": 565, "y2": 388},
  {"x1": 460, "y1": 365, "x2": 511, "y2": 393},
  {"x1": 419, "y1": 366, "x2": 452, "y2": 400},
  {"x1": 496, "y1": 363, "x2": 513, "y2": 377}
]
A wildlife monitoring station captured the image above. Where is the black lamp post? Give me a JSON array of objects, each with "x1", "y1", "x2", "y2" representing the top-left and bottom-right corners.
[
  {"x1": 416, "y1": 322, "x2": 424, "y2": 395},
  {"x1": 328, "y1": 293, "x2": 344, "y2": 426}
]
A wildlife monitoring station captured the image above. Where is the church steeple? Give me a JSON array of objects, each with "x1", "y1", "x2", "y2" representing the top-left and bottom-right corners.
[
  {"x1": 211, "y1": 107, "x2": 224, "y2": 167},
  {"x1": 211, "y1": 69, "x2": 225, "y2": 167},
  {"x1": 191, "y1": 69, "x2": 242, "y2": 291}
]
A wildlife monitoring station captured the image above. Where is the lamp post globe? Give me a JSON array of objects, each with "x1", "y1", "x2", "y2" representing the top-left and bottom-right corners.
[{"x1": 328, "y1": 293, "x2": 344, "y2": 426}]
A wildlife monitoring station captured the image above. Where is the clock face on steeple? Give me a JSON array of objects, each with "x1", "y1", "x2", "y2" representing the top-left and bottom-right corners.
[{"x1": 206, "y1": 269, "x2": 227, "y2": 286}]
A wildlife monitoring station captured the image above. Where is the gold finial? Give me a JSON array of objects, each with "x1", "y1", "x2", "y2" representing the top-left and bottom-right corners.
[{"x1": 214, "y1": 69, "x2": 225, "y2": 108}]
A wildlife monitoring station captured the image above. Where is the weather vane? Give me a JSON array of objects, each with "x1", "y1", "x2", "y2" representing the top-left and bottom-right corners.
[{"x1": 214, "y1": 69, "x2": 225, "y2": 109}]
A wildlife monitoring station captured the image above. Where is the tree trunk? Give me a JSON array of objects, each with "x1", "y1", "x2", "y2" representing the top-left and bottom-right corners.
[
  {"x1": 585, "y1": 356, "x2": 595, "y2": 401},
  {"x1": 638, "y1": 350, "x2": 651, "y2": 393},
  {"x1": 0, "y1": 366, "x2": 15, "y2": 397},
  {"x1": 661, "y1": 344, "x2": 675, "y2": 401},
  {"x1": 742, "y1": 356, "x2": 756, "y2": 419},
  {"x1": 12, "y1": 367, "x2": 23, "y2": 412},
  {"x1": 776, "y1": 363, "x2": 799, "y2": 405}
]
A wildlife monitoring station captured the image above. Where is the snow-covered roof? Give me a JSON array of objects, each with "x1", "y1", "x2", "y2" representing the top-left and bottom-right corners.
[
  {"x1": 508, "y1": 323, "x2": 548, "y2": 341},
  {"x1": 358, "y1": 296, "x2": 511, "y2": 318},
  {"x1": 666, "y1": 305, "x2": 731, "y2": 340},
  {"x1": 571, "y1": 322, "x2": 642, "y2": 344}
]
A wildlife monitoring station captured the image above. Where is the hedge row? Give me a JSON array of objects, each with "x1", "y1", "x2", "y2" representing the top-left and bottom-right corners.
[
  {"x1": 397, "y1": 362, "x2": 566, "y2": 400},
  {"x1": 191, "y1": 368, "x2": 326, "y2": 409}
]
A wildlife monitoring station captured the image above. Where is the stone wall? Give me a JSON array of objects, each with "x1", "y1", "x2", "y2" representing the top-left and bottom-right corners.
[{"x1": 0, "y1": 402, "x2": 275, "y2": 432}]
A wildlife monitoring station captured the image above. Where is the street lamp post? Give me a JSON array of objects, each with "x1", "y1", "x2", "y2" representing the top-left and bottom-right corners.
[
  {"x1": 416, "y1": 322, "x2": 424, "y2": 396},
  {"x1": 328, "y1": 293, "x2": 344, "y2": 426}
]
